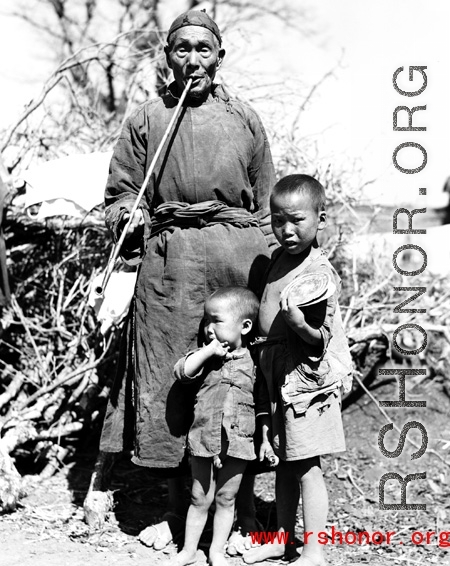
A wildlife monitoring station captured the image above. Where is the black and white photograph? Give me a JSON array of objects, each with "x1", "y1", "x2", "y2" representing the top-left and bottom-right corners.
[{"x1": 1, "y1": 1, "x2": 449, "y2": 565}]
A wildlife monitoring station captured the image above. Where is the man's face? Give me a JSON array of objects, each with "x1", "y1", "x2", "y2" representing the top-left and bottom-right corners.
[
  {"x1": 271, "y1": 191, "x2": 326, "y2": 255},
  {"x1": 166, "y1": 26, "x2": 224, "y2": 100}
]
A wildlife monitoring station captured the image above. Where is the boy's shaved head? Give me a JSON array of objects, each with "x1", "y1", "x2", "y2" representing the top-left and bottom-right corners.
[
  {"x1": 207, "y1": 286, "x2": 259, "y2": 323},
  {"x1": 271, "y1": 174, "x2": 326, "y2": 213}
]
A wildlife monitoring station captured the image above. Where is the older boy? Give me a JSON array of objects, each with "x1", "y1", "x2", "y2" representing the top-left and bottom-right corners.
[{"x1": 246, "y1": 175, "x2": 352, "y2": 566}]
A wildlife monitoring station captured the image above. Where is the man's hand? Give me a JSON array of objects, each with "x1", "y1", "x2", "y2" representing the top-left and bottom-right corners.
[
  {"x1": 121, "y1": 209, "x2": 145, "y2": 239},
  {"x1": 259, "y1": 441, "x2": 279, "y2": 467}
]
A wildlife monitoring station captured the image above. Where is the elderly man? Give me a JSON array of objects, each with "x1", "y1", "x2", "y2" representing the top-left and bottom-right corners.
[{"x1": 100, "y1": 9, "x2": 275, "y2": 550}]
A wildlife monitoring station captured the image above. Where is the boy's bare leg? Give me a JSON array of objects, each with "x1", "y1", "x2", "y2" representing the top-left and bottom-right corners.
[
  {"x1": 209, "y1": 456, "x2": 247, "y2": 566},
  {"x1": 139, "y1": 476, "x2": 187, "y2": 549},
  {"x1": 292, "y1": 456, "x2": 327, "y2": 566},
  {"x1": 243, "y1": 460, "x2": 299, "y2": 564},
  {"x1": 164, "y1": 457, "x2": 216, "y2": 566}
]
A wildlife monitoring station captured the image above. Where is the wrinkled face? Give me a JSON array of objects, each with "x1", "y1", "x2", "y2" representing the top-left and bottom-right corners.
[
  {"x1": 203, "y1": 297, "x2": 243, "y2": 349},
  {"x1": 271, "y1": 191, "x2": 326, "y2": 255},
  {"x1": 165, "y1": 26, "x2": 224, "y2": 100}
]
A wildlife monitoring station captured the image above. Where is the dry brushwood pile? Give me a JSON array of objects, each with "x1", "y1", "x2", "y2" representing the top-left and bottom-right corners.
[
  {"x1": 0, "y1": 197, "x2": 120, "y2": 511},
  {"x1": 334, "y1": 246, "x2": 450, "y2": 384}
]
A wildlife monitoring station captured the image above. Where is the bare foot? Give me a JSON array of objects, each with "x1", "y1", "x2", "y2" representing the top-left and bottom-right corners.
[
  {"x1": 209, "y1": 551, "x2": 229, "y2": 566},
  {"x1": 213, "y1": 455, "x2": 222, "y2": 469},
  {"x1": 243, "y1": 542, "x2": 284, "y2": 564},
  {"x1": 139, "y1": 513, "x2": 185, "y2": 549},
  {"x1": 227, "y1": 527, "x2": 261, "y2": 556},
  {"x1": 161, "y1": 549, "x2": 197, "y2": 566},
  {"x1": 139, "y1": 521, "x2": 172, "y2": 549},
  {"x1": 139, "y1": 521, "x2": 172, "y2": 548},
  {"x1": 227, "y1": 531, "x2": 250, "y2": 555},
  {"x1": 290, "y1": 553, "x2": 326, "y2": 566}
]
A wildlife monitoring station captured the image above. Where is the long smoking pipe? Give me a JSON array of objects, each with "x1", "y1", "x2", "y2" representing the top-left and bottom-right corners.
[{"x1": 95, "y1": 78, "x2": 193, "y2": 297}]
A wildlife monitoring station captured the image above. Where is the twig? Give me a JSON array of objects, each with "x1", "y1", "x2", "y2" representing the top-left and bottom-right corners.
[
  {"x1": 10, "y1": 295, "x2": 48, "y2": 379},
  {"x1": 19, "y1": 332, "x2": 113, "y2": 410},
  {"x1": 55, "y1": 267, "x2": 66, "y2": 327},
  {"x1": 62, "y1": 274, "x2": 84, "y2": 310},
  {"x1": 346, "y1": 466, "x2": 365, "y2": 495},
  {"x1": 360, "y1": 271, "x2": 397, "y2": 302},
  {"x1": 35, "y1": 422, "x2": 84, "y2": 441},
  {"x1": 0, "y1": 373, "x2": 24, "y2": 412},
  {"x1": 1, "y1": 75, "x2": 65, "y2": 151},
  {"x1": 343, "y1": 247, "x2": 358, "y2": 330},
  {"x1": 19, "y1": 362, "x2": 98, "y2": 410}
]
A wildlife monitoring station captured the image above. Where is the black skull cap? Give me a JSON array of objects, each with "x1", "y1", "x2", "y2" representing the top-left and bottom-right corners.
[{"x1": 167, "y1": 9, "x2": 222, "y2": 46}]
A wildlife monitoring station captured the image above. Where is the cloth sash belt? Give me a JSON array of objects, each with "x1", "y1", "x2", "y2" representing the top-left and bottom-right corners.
[{"x1": 150, "y1": 200, "x2": 258, "y2": 236}]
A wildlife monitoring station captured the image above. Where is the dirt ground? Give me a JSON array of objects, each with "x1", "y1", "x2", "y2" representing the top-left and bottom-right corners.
[{"x1": 2, "y1": 376, "x2": 450, "y2": 566}]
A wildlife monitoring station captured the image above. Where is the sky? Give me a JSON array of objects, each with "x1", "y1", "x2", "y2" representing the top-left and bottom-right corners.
[{"x1": 1, "y1": 0, "x2": 449, "y2": 209}]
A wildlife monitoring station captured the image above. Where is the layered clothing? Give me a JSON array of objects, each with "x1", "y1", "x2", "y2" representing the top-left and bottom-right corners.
[
  {"x1": 174, "y1": 349, "x2": 256, "y2": 461},
  {"x1": 255, "y1": 248, "x2": 352, "y2": 461},
  {"x1": 100, "y1": 83, "x2": 275, "y2": 469}
]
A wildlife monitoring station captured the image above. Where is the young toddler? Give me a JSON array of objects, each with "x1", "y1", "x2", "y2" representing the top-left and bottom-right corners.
[
  {"x1": 168, "y1": 286, "x2": 277, "y2": 566},
  {"x1": 245, "y1": 174, "x2": 353, "y2": 566}
]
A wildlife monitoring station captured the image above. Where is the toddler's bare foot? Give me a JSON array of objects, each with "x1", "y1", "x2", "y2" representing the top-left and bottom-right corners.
[
  {"x1": 208, "y1": 551, "x2": 229, "y2": 566},
  {"x1": 243, "y1": 542, "x2": 285, "y2": 564},
  {"x1": 213, "y1": 455, "x2": 222, "y2": 469},
  {"x1": 227, "y1": 529, "x2": 252, "y2": 556},
  {"x1": 161, "y1": 549, "x2": 197, "y2": 566}
]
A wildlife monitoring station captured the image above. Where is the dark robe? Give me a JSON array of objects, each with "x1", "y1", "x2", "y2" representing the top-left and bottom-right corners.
[{"x1": 100, "y1": 83, "x2": 275, "y2": 469}]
